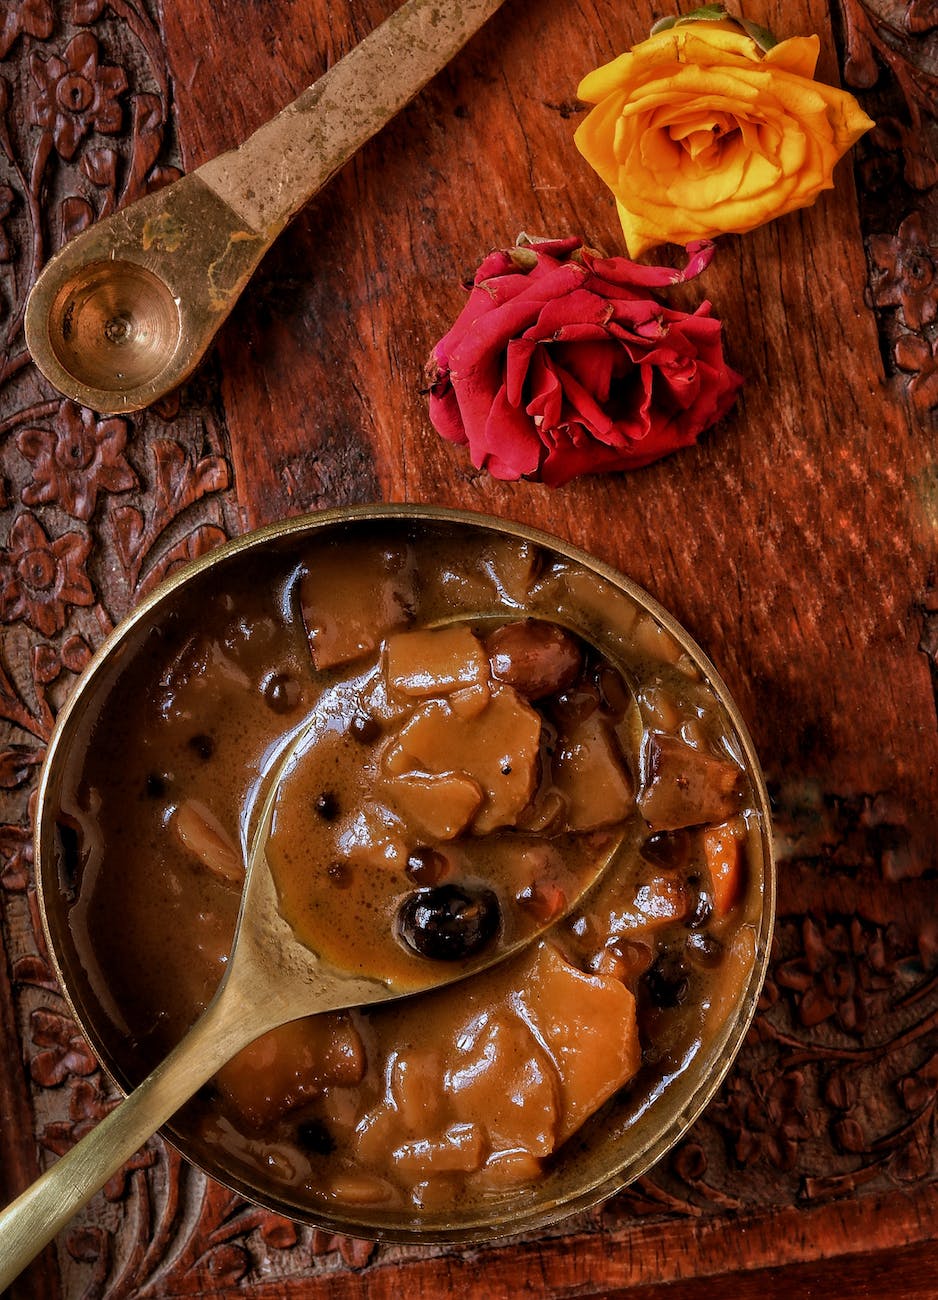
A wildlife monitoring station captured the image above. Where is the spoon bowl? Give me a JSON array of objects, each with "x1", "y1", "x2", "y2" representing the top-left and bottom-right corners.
[{"x1": 44, "y1": 257, "x2": 183, "y2": 396}]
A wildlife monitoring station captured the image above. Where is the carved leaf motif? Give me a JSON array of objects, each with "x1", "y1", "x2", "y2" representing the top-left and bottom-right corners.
[
  {"x1": 137, "y1": 524, "x2": 228, "y2": 598},
  {"x1": 205, "y1": 1244, "x2": 250, "y2": 1284},
  {"x1": 13, "y1": 952, "x2": 59, "y2": 991},
  {"x1": 151, "y1": 438, "x2": 230, "y2": 514},
  {"x1": 0, "y1": 0, "x2": 53, "y2": 61},
  {"x1": 895, "y1": 335, "x2": 938, "y2": 410},
  {"x1": 113, "y1": 504, "x2": 146, "y2": 570},
  {"x1": 310, "y1": 1230, "x2": 378, "y2": 1269},
  {"x1": 259, "y1": 1215, "x2": 299, "y2": 1250},
  {"x1": 906, "y1": 0, "x2": 938, "y2": 34},
  {"x1": 122, "y1": 92, "x2": 182, "y2": 206},
  {"x1": 61, "y1": 632, "x2": 92, "y2": 673},
  {"x1": 0, "y1": 744, "x2": 41, "y2": 788},
  {"x1": 31, "y1": 641, "x2": 61, "y2": 686},
  {"x1": 0, "y1": 823, "x2": 31, "y2": 891},
  {"x1": 29, "y1": 1007, "x2": 98, "y2": 1086},
  {"x1": 65, "y1": 1224, "x2": 108, "y2": 1265},
  {"x1": 61, "y1": 194, "x2": 95, "y2": 243},
  {"x1": 81, "y1": 146, "x2": 118, "y2": 190},
  {"x1": 0, "y1": 181, "x2": 15, "y2": 262}
]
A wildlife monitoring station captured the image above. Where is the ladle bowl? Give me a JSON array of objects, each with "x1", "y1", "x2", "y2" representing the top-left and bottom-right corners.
[
  {"x1": 24, "y1": 0, "x2": 507, "y2": 413},
  {"x1": 14, "y1": 505, "x2": 775, "y2": 1268}
]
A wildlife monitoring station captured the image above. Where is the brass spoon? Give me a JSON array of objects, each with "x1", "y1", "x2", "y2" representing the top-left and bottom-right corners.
[
  {"x1": 0, "y1": 689, "x2": 626, "y2": 1289},
  {"x1": 24, "y1": 0, "x2": 505, "y2": 415}
]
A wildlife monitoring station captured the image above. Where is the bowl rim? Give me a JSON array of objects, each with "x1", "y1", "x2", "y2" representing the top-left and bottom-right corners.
[{"x1": 34, "y1": 502, "x2": 776, "y2": 1244}]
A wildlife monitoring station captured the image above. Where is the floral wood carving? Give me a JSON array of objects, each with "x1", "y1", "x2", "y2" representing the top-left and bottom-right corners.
[
  {"x1": 0, "y1": 2, "x2": 249, "y2": 1296},
  {"x1": 1, "y1": 0, "x2": 938, "y2": 1296},
  {"x1": 841, "y1": 0, "x2": 938, "y2": 413}
]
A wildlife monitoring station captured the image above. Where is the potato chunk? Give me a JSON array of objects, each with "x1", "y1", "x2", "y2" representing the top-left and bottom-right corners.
[
  {"x1": 384, "y1": 687, "x2": 541, "y2": 834},
  {"x1": 447, "y1": 1012, "x2": 559, "y2": 1158},
  {"x1": 638, "y1": 733, "x2": 743, "y2": 831},
  {"x1": 301, "y1": 540, "x2": 414, "y2": 670},
  {"x1": 514, "y1": 943, "x2": 640, "y2": 1143},
  {"x1": 384, "y1": 772, "x2": 483, "y2": 840},
  {"x1": 173, "y1": 799, "x2": 243, "y2": 885},
  {"x1": 215, "y1": 1014, "x2": 365, "y2": 1128},
  {"x1": 385, "y1": 625, "x2": 489, "y2": 697},
  {"x1": 552, "y1": 715, "x2": 634, "y2": 831}
]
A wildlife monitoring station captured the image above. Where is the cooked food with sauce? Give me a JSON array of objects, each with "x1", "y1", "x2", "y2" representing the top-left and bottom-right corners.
[{"x1": 52, "y1": 519, "x2": 766, "y2": 1225}]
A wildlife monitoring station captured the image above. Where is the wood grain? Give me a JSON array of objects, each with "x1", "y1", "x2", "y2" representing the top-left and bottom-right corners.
[{"x1": 2, "y1": 0, "x2": 938, "y2": 1294}]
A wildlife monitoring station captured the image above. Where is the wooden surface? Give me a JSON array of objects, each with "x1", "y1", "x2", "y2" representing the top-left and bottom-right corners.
[{"x1": 2, "y1": 0, "x2": 938, "y2": 1295}]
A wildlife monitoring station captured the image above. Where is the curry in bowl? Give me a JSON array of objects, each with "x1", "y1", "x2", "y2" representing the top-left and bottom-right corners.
[{"x1": 39, "y1": 508, "x2": 773, "y2": 1238}]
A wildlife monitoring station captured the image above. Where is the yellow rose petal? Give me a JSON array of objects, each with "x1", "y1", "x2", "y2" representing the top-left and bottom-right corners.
[
  {"x1": 573, "y1": 20, "x2": 874, "y2": 253},
  {"x1": 763, "y1": 34, "x2": 820, "y2": 79}
]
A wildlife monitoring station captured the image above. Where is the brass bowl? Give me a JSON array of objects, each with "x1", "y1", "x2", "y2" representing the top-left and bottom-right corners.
[{"x1": 35, "y1": 504, "x2": 775, "y2": 1243}]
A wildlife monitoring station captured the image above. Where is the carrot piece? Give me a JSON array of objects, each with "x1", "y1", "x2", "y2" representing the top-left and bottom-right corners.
[{"x1": 703, "y1": 817, "x2": 747, "y2": 918}]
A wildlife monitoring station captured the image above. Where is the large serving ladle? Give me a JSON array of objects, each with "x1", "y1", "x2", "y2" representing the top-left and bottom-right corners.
[
  {"x1": 23, "y1": 0, "x2": 506, "y2": 415},
  {"x1": 0, "y1": 649, "x2": 627, "y2": 1290}
]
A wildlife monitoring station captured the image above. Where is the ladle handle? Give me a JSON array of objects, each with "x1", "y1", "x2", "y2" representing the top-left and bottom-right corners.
[
  {"x1": 197, "y1": 0, "x2": 505, "y2": 238},
  {"x1": 0, "y1": 982, "x2": 276, "y2": 1292}
]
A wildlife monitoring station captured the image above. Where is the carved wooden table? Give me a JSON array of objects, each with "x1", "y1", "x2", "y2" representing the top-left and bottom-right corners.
[{"x1": 2, "y1": 0, "x2": 938, "y2": 1295}]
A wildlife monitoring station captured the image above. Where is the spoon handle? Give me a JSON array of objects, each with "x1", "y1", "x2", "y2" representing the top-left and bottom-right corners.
[
  {"x1": 0, "y1": 981, "x2": 278, "y2": 1292},
  {"x1": 198, "y1": 0, "x2": 506, "y2": 239}
]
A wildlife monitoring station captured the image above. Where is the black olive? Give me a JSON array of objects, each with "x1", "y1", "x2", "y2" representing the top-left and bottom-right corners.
[
  {"x1": 397, "y1": 885, "x2": 500, "y2": 962},
  {"x1": 644, "y1": 951, "x2": 689, "y2": 1008},
  {"x1": 315, "y1": 792, "x2": 339, "y2": 821},
  {"x1": 188, "y1": 732, "x2": 215, "y2": 761},
  {"x1": 685, "y1": 874, "x2": 713, "y2": 929},
  {"x1": 640, "y1": 829, "x2": 690, "y2": 870},
  {"x1": 263, "y1": 671, "x2": 300, "y2": 714},
  {"x1": 297, "y1": 1119, "x2": 335, "y2": 1155},
  {"x1": 145, "y1": 772, "x2": 169, "y2": 798},
  {"x1": 405, "y1": 847, "x2": 449, "y2": 886}
]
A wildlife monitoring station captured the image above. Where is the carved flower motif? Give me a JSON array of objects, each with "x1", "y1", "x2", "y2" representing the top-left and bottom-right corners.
[
  {"x1": 869, "y1": 212, "x2": 938, "y2": 331},
  {"x1": 29, "y1": 32, "x2": 127, "y2": 162},
  {"x1": 41, "y1": 1079, "x2": 157, "y2": 1198},
  {"x1": 0, "y1": 183, "x2": 15, "y2": 263},
  {"x1": 0, "y1": 0, "x2": 53, "y2": 60},
  {"x1": 774, "y1": 915, "x2": 897, "y2": 1034},
  {"x1": 0, "y1": 512, "x2": 94, "y2": 637},
  {"x1": 895, "y1": 334, "x2": 938, "y2": 413},
  {"x1": 17, "y1": 401, "x2": 136, "y2": 521},
  {"x1": 714, "y1": 1067, "x2": 815, "y2": 1171}
]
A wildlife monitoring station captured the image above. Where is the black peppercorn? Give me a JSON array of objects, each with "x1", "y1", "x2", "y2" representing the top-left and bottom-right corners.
[
  {"x1": 187, "y1": 733, "x2": 215, "y2": 761},
  {"x1": 315, "y1": 792, "x2": 339, "y2": 821}
]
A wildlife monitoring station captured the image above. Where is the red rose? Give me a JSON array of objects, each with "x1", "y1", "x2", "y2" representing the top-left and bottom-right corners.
[{"x1": 426, "y1": 236, "x2": 743, "y2": 487}]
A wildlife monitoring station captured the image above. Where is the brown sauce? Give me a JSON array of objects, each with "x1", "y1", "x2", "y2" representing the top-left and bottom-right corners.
[{"x1": 52, "y1": 520, "x2": 766, "y2": 1226}]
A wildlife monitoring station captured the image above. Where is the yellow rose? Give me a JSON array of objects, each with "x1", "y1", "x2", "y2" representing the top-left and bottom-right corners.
[{"x1": 574, "y1": 22, "x2": 874, "y2": 255}]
